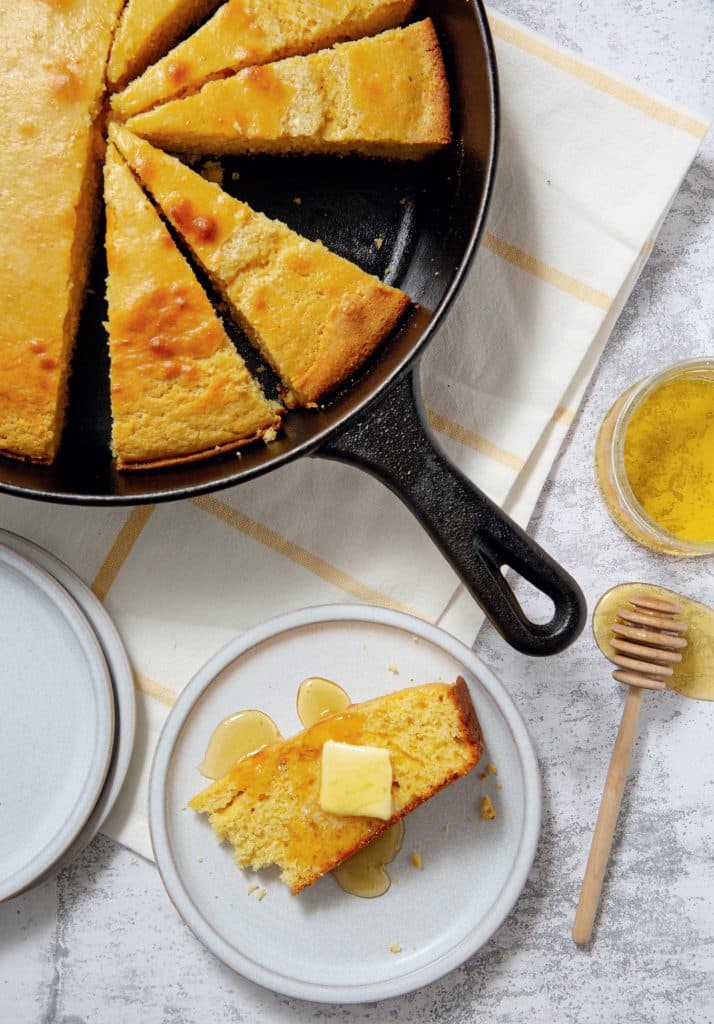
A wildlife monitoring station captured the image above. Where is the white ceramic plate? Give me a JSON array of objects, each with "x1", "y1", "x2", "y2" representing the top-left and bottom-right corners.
[
  {"x1": 0, "y1": 545, "x2": 115, "y2": 902},
  {"x1": 150, "y1": 605, "x2": 541, "y2": 1002},
  {"x1": 0, "y1": 530, "x2": 135, "y2": 874}
]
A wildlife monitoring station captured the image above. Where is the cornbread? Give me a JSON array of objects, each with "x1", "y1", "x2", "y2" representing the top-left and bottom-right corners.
[
  {"x1": 0, "y1": 0, "x2": 124, "y2": 463},
  {"x1": 103, "y1": 145, "x2": 281, "y2": 469},
  {"x1": 108, "y1": 0, "x2": 223, "y2": 90},
  {"x1": 189, "y1": 679, "x2": 483, "y2": 893},
  {"x1": 112, "y1": 0, "x2": 415, "y2": 119},
  {"x1": 111, "y1": 125, "x2": 410, "y2": 406},
  {"x1": 126, "y1": 20, "x2": 451, "y2": 159}
]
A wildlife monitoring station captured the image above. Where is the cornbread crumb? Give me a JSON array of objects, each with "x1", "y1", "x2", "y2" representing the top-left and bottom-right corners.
[
  {"x1": 196, "y1": 857, "x2": 204, "y2": 864},
  {"x1": 389, "y1": 942, "x2": 402, "y2": 954},
  {"x1": 293, "y1": 196, "x2": 302, "y2": 205},
  {"x1": 399, "y1": 197, "x2": 407, "y2": 205},
  {"x1": 411, "y1": 851, "x2": 423, "y2": 869},
  {"x1": 246, "y1": 883, "x2": 259, "y2": 895},
  {"x1": 481, "y1": 795, "x2": 496, "y2": 821},
  {"x1": 201, "y1": 160, "x2": 224, "y2": 185},
  {"x1": 387, "y1": 663, "x2": 399, "y2": 674},
  {"x1": 374, "y1": 236, "x2": 384, "y2": 250},
  {"x1": 496, "y1": 783, "x2": 503, "y2": 790},
  {"x1": 487, "y1": 763, "x2": 497, "y2": 775},
  {"x1": 479, "y1": 772, "x2": 487, "y2": 780},
  {"x1": 443, "y1": 824, "x2": 450, "y2": 833},
  {"x1": 231, "y1": 171, "x2": 241, "y2": 181},
  {"x1": 262, "y1": 428, "x2": 278, "y2": 444},
  {"x1": 256, "y1": 888, "x2": 267, "y2": 901}
]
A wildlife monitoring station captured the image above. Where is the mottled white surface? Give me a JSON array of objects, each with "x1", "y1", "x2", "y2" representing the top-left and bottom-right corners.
[{"x1": 1, "y1": 1, "x2": 712, "y2": 1021}]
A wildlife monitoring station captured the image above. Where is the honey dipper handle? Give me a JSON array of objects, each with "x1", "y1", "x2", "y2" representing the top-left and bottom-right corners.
[{"x1": 572, "y1": 685, "x2": 643, "y2": 945}]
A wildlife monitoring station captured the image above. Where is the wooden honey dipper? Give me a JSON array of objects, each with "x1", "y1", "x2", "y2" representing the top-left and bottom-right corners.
[{"x1": 572, "y1": 594, "x2": 687, "y2": 945}]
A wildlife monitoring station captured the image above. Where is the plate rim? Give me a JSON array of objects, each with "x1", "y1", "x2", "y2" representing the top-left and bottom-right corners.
[
  {"x1": 0, "y1": 530, "x2": 136, "y2": 873},
  {"x1": 0, "y1": 544, "x2": 115, "y2": 902},
  {"x1": 149, "y1": 604, "x2": 541, "y2": 1003}
]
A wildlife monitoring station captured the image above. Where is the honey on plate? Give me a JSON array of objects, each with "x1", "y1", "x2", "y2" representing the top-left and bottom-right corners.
[{"x1": 199, "y1": 710, "x2": 281, "y2": 779}]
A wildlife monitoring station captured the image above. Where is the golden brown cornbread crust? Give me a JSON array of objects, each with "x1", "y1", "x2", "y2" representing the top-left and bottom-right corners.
[
  {"x1": 104, "y1": 143, "x2": 281, "y2": 468},
  {"x1": 115, "y1": 428, "x2": 278, "y2": 472},
  {"x1": 111, "y1": 125, "x2": 411, "y2": 408},
  {"x1": 124, "y1": 20, "x2": 452, "y2": 160},
  {"x1": 111, "y1": 0, "x2": 417, "y2": 119},
  {"x1": 190, "y1": 679, "x2": 483, "y2": 893},
  {"x1": 450, "y1": 675, "x2": 484, "y2": 757},
  {"x1": 108, "y1": 0, "x2": 223, "y2": 90}
]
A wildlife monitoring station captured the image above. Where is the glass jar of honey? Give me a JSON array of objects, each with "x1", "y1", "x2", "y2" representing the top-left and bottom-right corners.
[{"x1": 595, "y1": 359, "x2": 714, "y2": 556}]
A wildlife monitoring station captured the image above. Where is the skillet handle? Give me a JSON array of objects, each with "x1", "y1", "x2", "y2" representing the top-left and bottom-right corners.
[{"x1": 319, "y1": 368, "x2": 586, "y2": 655}]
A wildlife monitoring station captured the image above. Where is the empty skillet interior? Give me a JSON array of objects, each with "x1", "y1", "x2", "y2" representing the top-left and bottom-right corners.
[{"x1": 0, "y1": 0, "x2": 492, "y2": 503}]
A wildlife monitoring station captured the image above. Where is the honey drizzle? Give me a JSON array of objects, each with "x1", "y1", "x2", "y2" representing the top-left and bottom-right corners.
[
  {"x1": 198, "y1": 709, "x2": 281, "y2": 779},
  {"x1": 332, "y1": 820, "x2": 404, "y2": 899},
  {"x1": 296, "y1": 677, "x2": 350, "y2": 728},
  {"x1": 199, "y1": 677, "x2": 409, "y2": 896}
]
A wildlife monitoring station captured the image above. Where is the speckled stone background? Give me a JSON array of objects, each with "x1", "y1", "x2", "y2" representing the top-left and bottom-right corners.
[{"x1": 1, "y1": 2, "x2": 712, "y2": 1021}]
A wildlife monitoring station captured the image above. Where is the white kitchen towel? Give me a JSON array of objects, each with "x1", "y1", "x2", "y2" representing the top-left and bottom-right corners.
[{"x1": 0, "y1": 10, "x2": 706, "y2": 859}]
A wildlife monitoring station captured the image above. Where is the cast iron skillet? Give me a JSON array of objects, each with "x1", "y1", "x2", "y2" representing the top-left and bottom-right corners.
[{"x1": 0, "y1": 0, "x2": 586, "y2": 655}]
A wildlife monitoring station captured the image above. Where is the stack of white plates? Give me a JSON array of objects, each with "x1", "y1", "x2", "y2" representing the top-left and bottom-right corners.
[{"x1": 0, "y1": 531, "x2": 135, "y2": 902}]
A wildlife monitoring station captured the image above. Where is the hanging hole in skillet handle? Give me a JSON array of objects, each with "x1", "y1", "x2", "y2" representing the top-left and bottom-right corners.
[
  {"x1": 500, "y1": 568, "x2": 557, "y2": 626},
  {"x1": 319, "y1": 368, "x2": 586, "y2": 656}
]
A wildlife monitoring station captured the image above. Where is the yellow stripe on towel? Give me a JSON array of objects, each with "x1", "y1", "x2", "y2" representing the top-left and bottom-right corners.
[
  {"x1": 134, "y1": 671, "x2": 178, "y2": 707},
  {"x1": 92, "y1": 505, "x2": 156, "y2": 600},
  {"x1": 426, "y1": 408, "x2": 526, "y2": 470},
  {"x1": 191, "y1": 494, "x2": 428, "y2": 619},
  {"x1": 489, "y1": 14, "x2": 709, "y2": 139},
  {"x1": 483, "y1": 233, "x2": 613, "y2": 311},
  {"x1": 133, "y1": 671, "x2": 178, "y2": 704}
]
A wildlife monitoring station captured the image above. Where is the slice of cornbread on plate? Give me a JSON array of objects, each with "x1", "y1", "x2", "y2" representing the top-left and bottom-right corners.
[
  {"x1": 126, "y1": 20, "x2": 450, "y2": 159},
  {"x1": 0, "y1": 0, "x2": 125, "y2": 463},
  {"x1": 111, "y1": 0, "x2": 415, "y2": 119},
  {"x1": 103, "y1": 144, "x2": 281, "y2": 470},
  {"x1": 189, "y1": 679, "x2": 483, "y2": 893},
  {"x1": 107, "y1": 0, "x2": 223, "y2": 91},
  {"x1": 110, "y1": 125, "x2": 410, "y2": 408}
]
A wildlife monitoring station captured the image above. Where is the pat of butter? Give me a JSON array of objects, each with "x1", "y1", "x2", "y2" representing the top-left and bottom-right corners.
[{"x1": 319, "y1": 740, "x2": 393, "y2": 820}]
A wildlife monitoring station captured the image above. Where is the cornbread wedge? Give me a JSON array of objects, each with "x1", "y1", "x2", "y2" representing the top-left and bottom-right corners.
[
  {"x1": 0, "y1": 0, "x2": 124, "y2": 463},
  {"x1": 126, "y1": 20, "x2": 450, "y2": 159},
  {"x1": 108, "y1": 0, "x2": 223, "y2": 90},
  {"x1": 104, "y1": 145, "x2": 281, "y2": 469},
  {"x1": 112, "y1": 0, "x2": 415, "y2": 119},
  {"x1": 111, "y1": 125, "x2": 410, "y2": 407},
  {"x1": 190, "y1": 680, "x2": 483, "y2": 893}
]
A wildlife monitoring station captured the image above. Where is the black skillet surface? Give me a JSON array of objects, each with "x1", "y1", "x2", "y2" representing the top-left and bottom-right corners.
[{"x1": 0, "y1": 0, "x2": 586, "y2": 655}]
